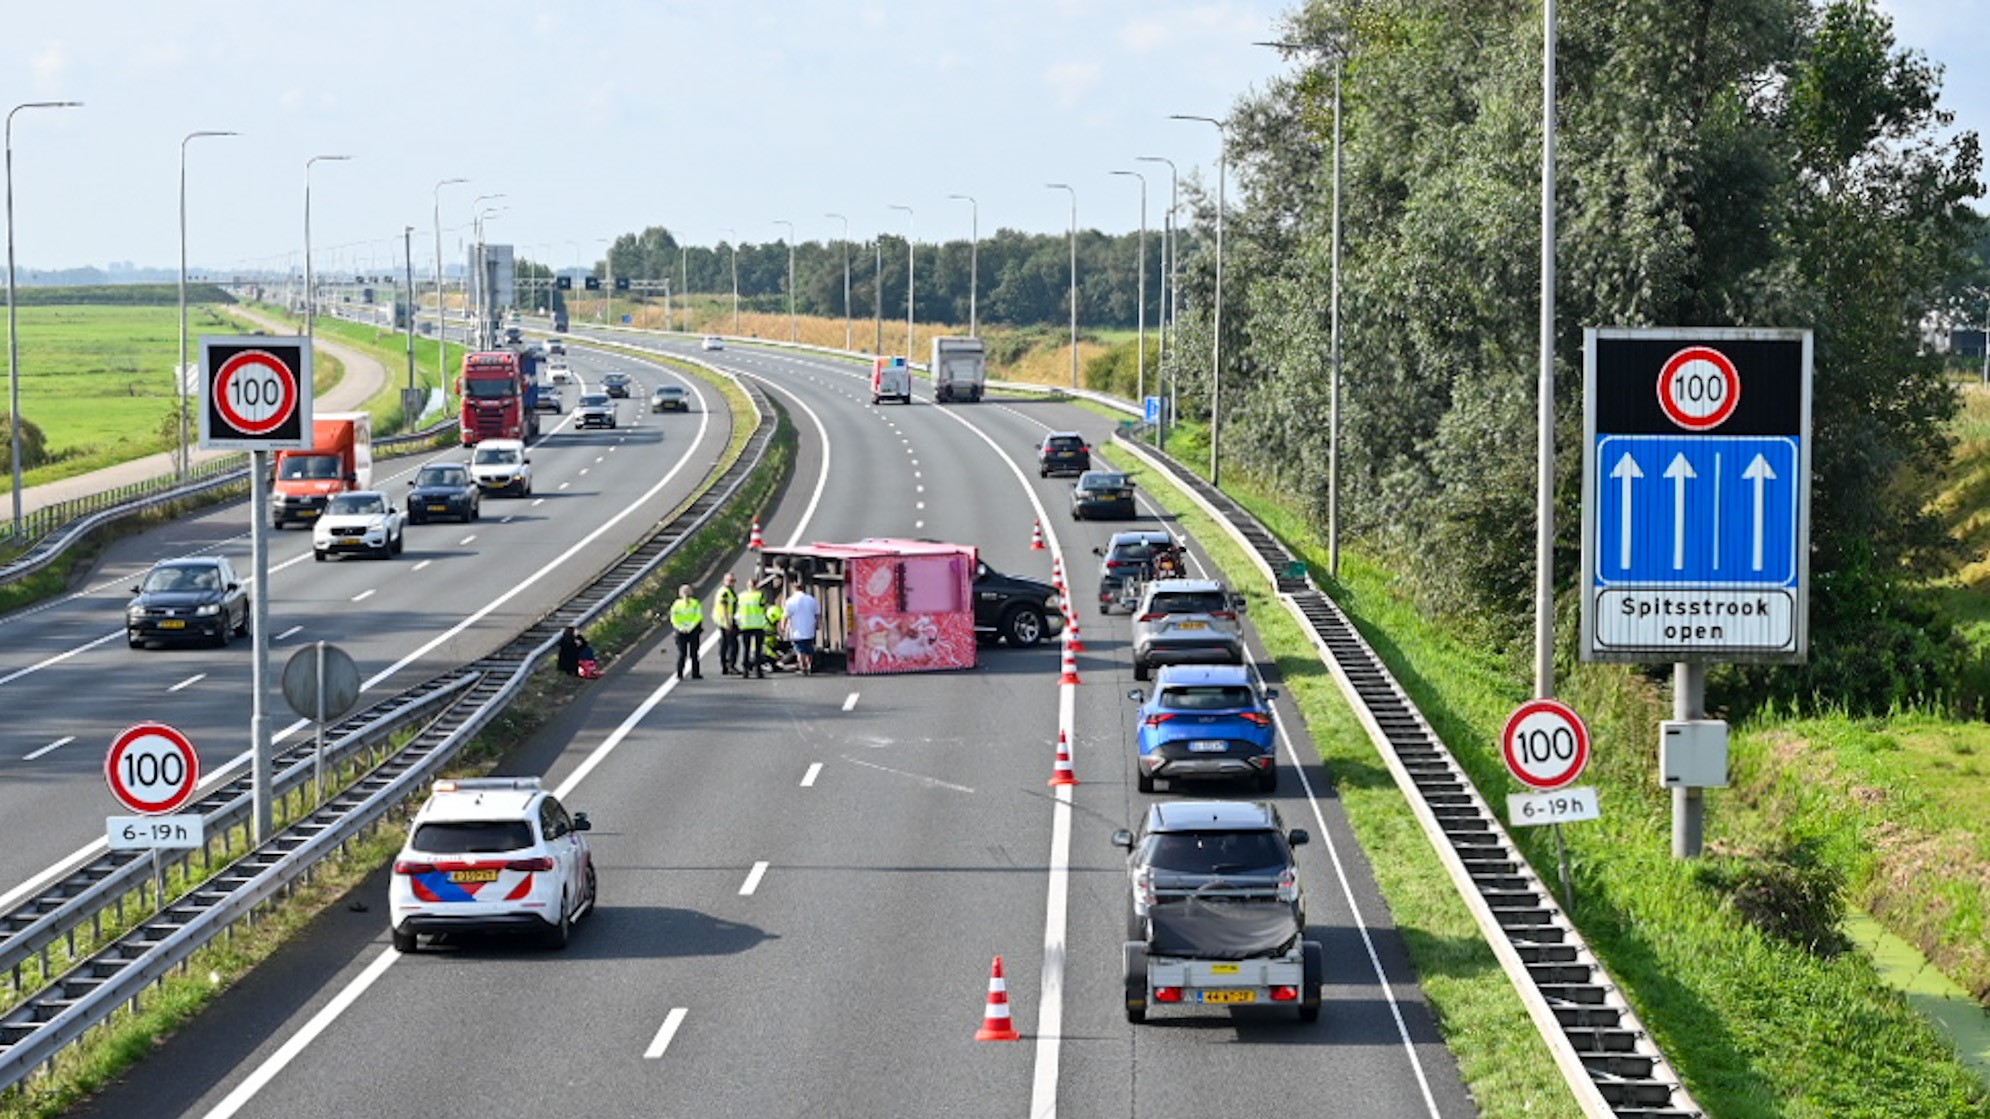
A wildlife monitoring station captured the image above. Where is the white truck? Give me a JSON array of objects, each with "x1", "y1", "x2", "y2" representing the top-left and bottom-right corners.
[{"x1": 929, "y1": 336, "x2": 986, "y2": 403}]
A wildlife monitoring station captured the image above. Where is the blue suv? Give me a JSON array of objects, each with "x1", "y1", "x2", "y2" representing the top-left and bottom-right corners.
[{"x1": 1129, "y1": 664, "x2": 1279, "y2": 793}]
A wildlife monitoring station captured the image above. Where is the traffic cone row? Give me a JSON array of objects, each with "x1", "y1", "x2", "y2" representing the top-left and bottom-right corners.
[
  {"x1": 1030, "y1": 519, "x2": 1046, "y2": 551},
  {"x1": 1048, "y1": 730, "x2": 1078, "y2": 787},
  {"x1": 976, "y1": 956, "x2": 1021, "y2": 1041},
  {"x1": 1058, "y1": 642, "x2": 1081, "y2": 685},
  {"x1": 1064, "y1": 615, "x2": 1085, "y2": 654},
  {"x1": 749, "y1": 519, "x2": 765, "y2": 551}
]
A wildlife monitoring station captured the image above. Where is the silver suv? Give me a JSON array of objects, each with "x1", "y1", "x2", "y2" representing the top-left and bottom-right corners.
[
  {"x1": 1130, "y1": 578, "x2": 1247, "y2": 680},
  {"x1": 1112, "y1": 800, "x2": 1308, "y2": 942}
]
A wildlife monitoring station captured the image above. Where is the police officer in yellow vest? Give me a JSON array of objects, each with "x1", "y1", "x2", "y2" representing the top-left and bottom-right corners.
[
  {"x1": 736, "y1": 580, "x2": 769, "y2": 679},
  {"x1": 669, "y1": 583, "x2": 704, "y2": 681},
  {"x1": 765, "y1": 598, "x2": 786, "y2": 670},
  {"x1": 713, "y1": 572, "x2": 740, "y2": 675}
]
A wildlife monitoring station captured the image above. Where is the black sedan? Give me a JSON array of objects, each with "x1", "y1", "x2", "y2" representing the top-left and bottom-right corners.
[
  {"x1": 126, "y1": 556, "x2": 251, "y2": 649},
  {"x1": 601, "y1": 371, "x2": 633, "y2": 398},
  {"x1": 1037, "y1": 431, "x2": 1091, "y2": 477},
  {"x1": 406, "y1": 462, "x2": 481, "y2": 524},
  {"x1": 1070, "y1": 470, "x2": 1135, "y2": 520}
]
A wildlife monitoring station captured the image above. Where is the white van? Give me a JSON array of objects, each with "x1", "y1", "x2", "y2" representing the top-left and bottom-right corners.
[{"x1": 871, "y1": 356, "x2": 912, "y2": 405}]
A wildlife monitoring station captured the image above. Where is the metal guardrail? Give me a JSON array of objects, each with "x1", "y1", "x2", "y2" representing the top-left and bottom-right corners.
[
  {"x1": 1110, "y1": 432, "x2": 1702, "y2": 1119},
  {"x1": 0, "y1": 366, "x2": 775, "y2": 1090}
]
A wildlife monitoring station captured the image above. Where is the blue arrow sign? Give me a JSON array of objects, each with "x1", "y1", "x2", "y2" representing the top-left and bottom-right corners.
[{"x1": 1593, "y1": 435, "x2": 1799, "y2": 587}]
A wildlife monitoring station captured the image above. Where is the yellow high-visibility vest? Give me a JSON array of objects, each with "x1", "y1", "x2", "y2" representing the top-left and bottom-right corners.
[
  {"x1": 669, "y1": 597, "x2": 704, "y2": 632},
  {"x1": 737, "y1": 589, "x2": 767, "y2": 629},
  {"x1": 714, "y1": 585, "x2": 738, "y2": 627}
]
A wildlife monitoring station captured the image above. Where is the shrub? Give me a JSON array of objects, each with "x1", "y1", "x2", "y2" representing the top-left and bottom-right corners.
[{"x1": 1697, "y1": 839, "x2": 1851, "y2": 958}]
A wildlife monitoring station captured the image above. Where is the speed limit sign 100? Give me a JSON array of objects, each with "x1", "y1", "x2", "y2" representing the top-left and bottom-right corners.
[
  {"x1": 199, "y1": 336, "x2": 312, "y2": 450},
  {"x1": 1501, "y1": 699, "x2": 1591, "y2": 791},
  {"x1": 105, "y1": 723, "x2": 201, "y2": 816}
]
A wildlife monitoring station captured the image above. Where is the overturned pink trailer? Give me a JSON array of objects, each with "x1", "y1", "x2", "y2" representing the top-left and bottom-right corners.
[{"x1": 756, "y1": 539, "x2": 978, "y2": 675}]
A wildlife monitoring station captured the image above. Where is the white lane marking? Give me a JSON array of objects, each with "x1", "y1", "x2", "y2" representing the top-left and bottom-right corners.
[
  {"x1": 916, "y1": 484, "x2": 924, "y2": 493},
  {"x1": 199, "y1": 947, "x2": 401, "y2": 1119},
  {"x1": 459, "y1": 535, "x2": 477, "y2": 546},
  {"x1": 595, "y1": 455, "x2": 605, "y2": 464},
  {"x1": 643, "y1": 1009, "x2": 689, "y2": 1060},
  {"x1": 910, "y1": 458, "x2": 919, "y2": 467},
  {"x1": 24, "y1": 735, "x2": 74, "y2": 761},
  {"x1": 841, "y1": 692, "x2": 859, "y2": 711},
  {"x1": 800, "y1": 762, "x2": 823, "y2": 787},
  {"x1": 502, "y1": 516, "x2": 516, "y2": 524},
  {"x1": 559, "y1": 481, "x2": 572, "y2": 490},
  {"x1": 914, "y1": 470, "x2": 922, "y2": 479},
  {"x1": 276, "y1": 625, "x2": 303, "y2": 641},
  {"x1": 532, "y1": 498, "x2": 546, "y2": 507},
  {"x1": 0, "y1": 630, "x2": 120, "y2": 687},
  {"x1": 916, "y1": 501, "x2": 925, "y2": 510},
  {"x1": 838, "y1": 755, "x2": 974, "y2": 794},
  {"x1": 351, "y1": 589, "x2": 376, "y2": 603},
  {"x1": 738, "y1": 861, "x2": 770, "y2": 896},
  {"x1": 915, "y1": 520, "x2": 925, "y2": 529},
  {"x1": 411, "y1": 560, "x2": 432, "y2": 572},
  {"x1": 168, "y1": 674, "x2": 207, "y2": 693}
]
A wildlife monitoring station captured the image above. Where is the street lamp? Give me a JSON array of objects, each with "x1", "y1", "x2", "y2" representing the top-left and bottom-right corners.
[
  {"x1": 825, "y1": 212, "x2": 851, "y2": 351},
  {"x1": 1111, "y1": 169, "x2": 1148, "y2": 409},
  {"x1": 430, "y1": 178, "x2": 466, "y2": 409},
  {"x1": 1171, "y1": 114, "x2": 1226, "y2": 486},
  {"x1": 596, "y1": 237, "x2": 612, "y2": 324},
  {"x1": 1137, "y1": 155, "x2": 1180, "y2": 450},
  {"x1": 774, "y1": 219, "x2": 796, "y2": 342},
  {"x1": 873, "y1": 238, "x2": 884, "y2": 353},
  {"x1": 947, "y1": 194, "x2": 979, "y2": 337},
  {"x1": 888, "y1": 204, "x2": 914, "y2": 358},
  {"x1": 178, "y1": 129, "x2": 238, "y2": 481},
  {"x1": 467, "y1": 193, "x2": 504, "y2": 347},
  {"x1": 7, "y1": 99, "x2": 82, "y2": 539},
  {"x1": 1046, "y1": 184, "x2": 1078, "y2": 389},
  {"x1": 725, "y1": 228, "x2": 740, "y2": 335},
  {"x1": 304, "y1": 155, "x2": 353, "y2": 355}
]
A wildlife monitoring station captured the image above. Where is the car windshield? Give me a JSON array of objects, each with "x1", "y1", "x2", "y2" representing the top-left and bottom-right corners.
[
  {"x1": 417, "y1": 467, "x2": 466, "y2": 487},
  {"x1": 278, "y1": 454, "x2": 341, "y2": 480},
  {"x1": 1148, "y1": 590, "x2": 1228, "y2": 615},
  {"x1": 654, "y1": 387, "x2": 683, "y2": 397},
  {"x1": 412, "y1": 820, "x2": 535, "y2": 854},
  {"x1": 579, "y1": 394, "x2": 609, "y2": 407},
  {"x1": 603, "y1": 374, "x2": 627, "y2": 383},
  {"x1": 1079, "y1": 473, "x2": 1125, "y2": 490},
  {"x1": 1046, "y1": 436, "x2": 1084, "y2": 451},
  {"x1": 144, "y1": 566, "x2": 220, "y2": 592},
  {"x1": 474, "y1": 447, "x2": 519, "y2": 465},
  {"x1": 1144, "y1": 831, "x2": 1290, "y2": 875},
  {"x1": 1110, "y1": 539, "x2": 1166, "y2": 563},
  {"x1": 1158, "y1": 685, "x2": 1257, "y2": 710},
  {"x1": 328, "y1": 494, "x2": 385, "y2": 516}
]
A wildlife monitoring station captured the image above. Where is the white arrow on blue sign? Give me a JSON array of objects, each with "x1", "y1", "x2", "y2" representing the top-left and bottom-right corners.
[{"x1": 1594, "y1": 435, "x2": 1799, "y2": 587}]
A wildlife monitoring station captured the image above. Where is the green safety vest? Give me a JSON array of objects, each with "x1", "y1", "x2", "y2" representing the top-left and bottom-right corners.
[
  {"x1": 767, "y1": 603, "x2": 784, "y2": 628},
  {"x1": 670, "y1": 597, "x2": 704, "y2": 632},
  {"x1": 714, "y1": 586, "x2": 738, "y2": 627},
  {"x1": 737, "y1": 589, "x2": 767, "y2": 630}
]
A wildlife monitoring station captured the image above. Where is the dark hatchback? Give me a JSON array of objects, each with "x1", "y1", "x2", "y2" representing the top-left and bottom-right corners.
[
  {"x1": 601, "y1": 372, "x2": 633, "y2": 399},
  {"x1": 406, "y1": 462, "x2": 481, "y2": 524},
  {"x1": 126, "y1": 556, "x2": 251, "y2": 649},
  {"x1": 1093, "y1": 530, "x2": 1175, "y2": 614},
  {"x1": 1037, "y1": 432, "x2": 1091, "y2": 477},
  {"x1": 1071, "y1": 470, "x2": 1135, "y2": 520}
]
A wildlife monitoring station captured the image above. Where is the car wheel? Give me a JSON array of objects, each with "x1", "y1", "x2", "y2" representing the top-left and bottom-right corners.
[
  {"x1": 543, "y1": 894, "x2": 572, "y2": 950},
  {"x1": 1137, "y1": 769, "x2": 1156, "y2": 794},
  {"x1": 1299, "y1": 941, "x2": 1324, "y2": 1023},
  {"x1": 1125, "y1": 897, "x2": 1145, "y2": 941},
  {"x1": 1257, "y1": 766, "x2": 1279, "y2": 794},
  {"x1": 215, "y1": 619, "x2": 231, "y2": 648},
  {"x1": 1123, "y1": 942, "x2": 1149, "y2": 1024},
  {"x1": 581, "y1": 863, "x2": 598, "y2": 918},
  {"x1": 314, "y1": 549, "x2": 326, "y2": 562},
  {"x1": 408, "y1": 511, "x2": 424, "y2": 526},
  {"x1": 392, "y1": 925, "x2": 418, "y2": 953},
  {"x1": 127, "y1": 633, "x2": 143, "y2": 650},
  {"x1": 1001, "y1": 604, "x2": 1046, "y2": 647},
  {"x1": 393, "y1": 530, "x2": 404, "y2": 555},
  {"x1": 236, "y1": 605, "x2": 252, "y2": 638},
  {"x1": 1072, "y1": 508, "x2": 1083, "y2": 521},
  {"x1": 1133, "y1": 659, "x2": 1151, "y2": 682}
]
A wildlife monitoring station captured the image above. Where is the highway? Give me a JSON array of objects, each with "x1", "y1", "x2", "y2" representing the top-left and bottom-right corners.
[
  {"x1": 65, "y1": 334, "x2": 1476, "y2": 1118},
  {"x1": 0, "y1": 345, "x2": 727, "y2": 904}
]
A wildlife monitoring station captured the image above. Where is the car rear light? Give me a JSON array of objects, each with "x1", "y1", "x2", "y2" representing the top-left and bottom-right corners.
[
  {"x1": 1154, "y1": 987, "x2": 1184, "y2": 1003},
  {"x1": 1144, "y1": 713, "x2": 1178, "y2": 727},
  {"x1": 1138, "y1": 612, "x2": 1165, "y2": 623},
  {"x1": 1211, "y1": 611, "x2": 1237, "y2": 621},
  {"x1": 1270, "y1": 986, "x2": 1300, "y2": 1002},
  {"x1": 393, "y1": 860, "x2": 437, "y2": 876},
  {"x1": 1135, "y1": 867, "x2": 1155, "y2": 907},
  {"x1": 506, "y1": 857, "x2": 556, "y2": 872},
  {"x1": 1278, "y1": 870, "x2": 1299, "y2": 903},
  {"x1": 1242, "y1": 712, "x2": 1272, "y2": 727},
  {"x1": 1106, "y1": 560, "x2": 1129, "y2": 568}
]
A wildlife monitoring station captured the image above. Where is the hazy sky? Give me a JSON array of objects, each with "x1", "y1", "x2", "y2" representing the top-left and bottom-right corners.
[{"x1": 0, "y1": 1, "x2": 1980, "y2": 276}]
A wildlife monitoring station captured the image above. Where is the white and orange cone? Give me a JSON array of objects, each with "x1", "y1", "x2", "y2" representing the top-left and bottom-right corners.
[
  {"x1": 1064, "y1": 615, "x2": 1085, "y2": 654},
  {"x1": 1058, "y1": 643, "x2": 1081, "y2": 686},
  {"x1": 749, "y1": 519, "x2": 765, "y2": 551},
  {"x1": 1030, "y1": 519, "x2": 1046, "y2": 551},
  {"x1": 976, "y1": 956, "x2": 1021, "y2": 1041},
  {"x1": 1048, "y1": 730, "x2": 1078, "y2": 787}
]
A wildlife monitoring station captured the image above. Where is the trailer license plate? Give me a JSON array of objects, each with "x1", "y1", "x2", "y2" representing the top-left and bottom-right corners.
[
  {"x1": 448, "y1": 869, "x2": 499, "y2": 884},
  {"x1": 1188, "y1": 741, "x2": 1228, "y2": 752},
  {"x1": 1200, "y1": 990, "x2": 1255, "y2": 1004}
]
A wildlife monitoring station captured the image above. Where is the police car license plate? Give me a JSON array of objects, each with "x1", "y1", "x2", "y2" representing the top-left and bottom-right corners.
[
  {"x1": 1199, "y1": 990, "x2": 1255, "y2": 1004},
  {"x1": 448, "y1": 868, "x2": 500, "y2": 884},
  {"x1": 1188, "y1": 741, "x2": 1227, "y2": 753},
  {"x1": 159, "y1": 620, "x2": 186, "y2": 629}
]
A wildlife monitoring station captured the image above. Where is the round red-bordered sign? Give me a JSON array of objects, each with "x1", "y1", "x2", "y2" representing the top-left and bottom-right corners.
[
  {"x1": 105, "y1": 723, "x2": 201, "y2": 815},
  {"x1": 1656, "y1": 345, "x2": 1740, "y2": 431},
  {"x1": 213, "y1": 350, "x2": 300, "y2": 436},
  {"x1": 1501, "y1": 699, "x2": 1590, "y2": 791}
]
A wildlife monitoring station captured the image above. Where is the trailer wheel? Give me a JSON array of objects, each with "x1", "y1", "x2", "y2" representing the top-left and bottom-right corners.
[
  {"x1": 1123, "y1": 942, "x2": 1149, "y2": 1024},
  {"x1": 1299, "y1": 940, "x2": 1323, "y2": 1023}
]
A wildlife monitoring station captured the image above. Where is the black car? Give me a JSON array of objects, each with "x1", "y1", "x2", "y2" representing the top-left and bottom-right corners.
[
  {"x1": 1112, "y1": 800, "x2": 1308, "y2": 940},
  {"x1": 1093, "y1": 530, "x2": 1176, "y2": 614},
  {"x1": 126, "y1": 556, "x2": 251, "y2": 649},
  {"x1": 973, "y1": 560, "x2": 1065, "y2": 646},
  {"x1": 1037, "y1": 432, "x2": 1091, "y2": 477},
  {"x1": 406, "y1": 462, "x2": 481, "y2": 524},
  {"x1": 1070, "y1": 470, "x2": 1135, "y2": 520},
  {"x1": 601, "y1": 372, "x2": 633, "y2": 399},
  {"x1": 533, "y1": 386, "x2": 564, "y2": 414}
]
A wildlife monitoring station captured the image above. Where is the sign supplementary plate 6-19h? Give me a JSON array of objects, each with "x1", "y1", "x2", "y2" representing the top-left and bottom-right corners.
[
  {"x1": 198, "y1": 335, "x2": 313, "y2": 451},
  {"x1": 105, "y1": 722, "x2": 201, "y2": 816},
  {"x1": 1580, "y1": 327, "x2": 1812, "y2": 665},
  {"x1": 1501, "y1": 698, "x2": 1591, "y2": 791}
]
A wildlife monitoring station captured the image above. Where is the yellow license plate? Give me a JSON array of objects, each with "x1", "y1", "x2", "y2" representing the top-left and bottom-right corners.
[
  {"x1": 1200, "y1": 990, "x2": 1256, "y2": 1004},
  {"x1": 1176, "y1": 621, "x2": 1206, "y2": 630},
  {"x1": 448, "y1": 868, "x2": 499, "y2": 884},
  {"x1": 159, "y1": 620, "x2": 186, "y2": 629},
  {"x1": 1210, "y1": 964, "x2": 1240, "y2": 975},
  {"x1": 428, "y1": 504, "x2": 449, "y2": 511}
]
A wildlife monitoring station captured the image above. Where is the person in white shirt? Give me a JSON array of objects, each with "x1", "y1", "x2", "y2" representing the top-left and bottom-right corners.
[{"x1": 781, "y1": 583, "x2": 822, "y2": 676}]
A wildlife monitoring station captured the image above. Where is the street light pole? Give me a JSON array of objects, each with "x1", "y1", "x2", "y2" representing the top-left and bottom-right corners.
[
  {"x1": 1046, "y1": 184, "x2": 1078, "y2": 389},
  {"x1": 889, "y1": 205, "x2": 915, "y2": 357},
  {"x1": 725, "y1": 229, "x2": 740, "y2": 335},
  {"x1": 1137, "y1": 155, "x2": 1179, "y2": 451},
  {"x1": 947, "y1": 194, "x2": 978, "y2": 337},
  {"x1": 178, "y1": 129, "x2": 238, "y2": 482},
  {"x1": 304, "y1": 155, "x2": 353, "y2": 359},
  {"x1": 467, "y1": 193, "x2": 504, "y2": 348},
  {"x1": 1172, "y1": 114, "x2": 1225, "y2": 486},
  {"x1": 432, "y1": 178, "x2": 467, "y2": 411},
  {"x1": 679, "y1": 243, "x2": 689, "y2": 334},
  {"x1": 826, "y1": 213, "x2": 851, "y2": 351},
  {"x1": 404, "y1": 225, "x2": 416, "y2": 398},
  {"x1": 774, "y1": 219, "x2": 796, "y2": 342},
  {"x1": 1112, "y1": 170, "x2": 1148, "y2": 408},
  {"x1": 597, "y1": 237, "x2": 613, "y2": 324},
  {"x1": 873, "y1": 239, "x2": 883, "y2": 353},
  {"x1": 7, "y1": 100, "x2": 82, "y2": 539}
]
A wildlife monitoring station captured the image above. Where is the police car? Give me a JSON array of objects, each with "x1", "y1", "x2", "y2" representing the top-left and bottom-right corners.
[{"x1": 389, "y1": 777, "x2": 596, "y2": 952}]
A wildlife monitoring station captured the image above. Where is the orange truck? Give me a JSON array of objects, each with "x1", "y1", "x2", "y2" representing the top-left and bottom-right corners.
[{"x1": 270, "y1": 413, "x2": 373, "y2": 529}]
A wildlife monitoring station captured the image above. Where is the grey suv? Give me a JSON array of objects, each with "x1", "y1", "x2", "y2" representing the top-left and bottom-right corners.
[
  {"x1": 1130, "y1": 578, "x2": 1247, "y2": 680},
  {"x1": 1093, "y1": 530, "x2": 1175, "y2": 615},
  {"x1": 1112, "y1": 800, "x2": 1308, "y2": 942}
]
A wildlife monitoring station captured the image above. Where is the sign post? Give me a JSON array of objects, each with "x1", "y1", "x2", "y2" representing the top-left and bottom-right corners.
[
  {"x1": 201, "y1": 336, "x2": 313, "y2": 842},
  {"x1": 1581, "y1": 327, "x2": 1812, "y2": 856}
]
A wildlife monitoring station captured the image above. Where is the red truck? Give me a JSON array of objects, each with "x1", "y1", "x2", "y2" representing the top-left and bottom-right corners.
[
  {"x1": 458, "y1": 350, "x2": 542, "y2": 446},
  {"x1": 271, "y1": 413, "x2": 373, "y2": 529}
]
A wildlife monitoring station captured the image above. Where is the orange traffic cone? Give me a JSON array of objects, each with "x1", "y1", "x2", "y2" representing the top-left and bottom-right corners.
[
  {"x1": 1048, "y1": 730, "x2": 1078, "y2": 787},
  {"x1": 1030, "y1": 519, "x2": 1046, "y2": 551},
  {"x1": 976, "y1": 956, "x2": 1021, "y2": 1041},
  {"x1": 1058, "y1": 643, "x2": 1081, "y2": 686},
  {"x1": 749, "y1": 520, "x2": 765, "y2": 551},
  {"x1": 1065, "y1": 615, "x2": 1085, "y2": 654}
]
